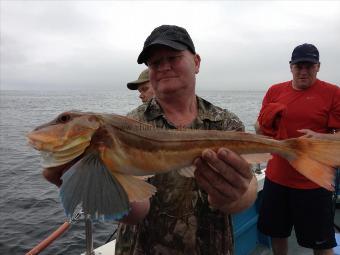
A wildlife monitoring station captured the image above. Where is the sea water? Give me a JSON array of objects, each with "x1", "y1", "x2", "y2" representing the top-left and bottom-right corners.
[{"x1": 0, "y1": 90, "x2": 265, "y2": 254}]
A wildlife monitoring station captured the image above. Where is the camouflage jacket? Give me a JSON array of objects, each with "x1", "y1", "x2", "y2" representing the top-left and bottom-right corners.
[{"x1": 115, "y1": 96, "x2": 244, "y2": 255}]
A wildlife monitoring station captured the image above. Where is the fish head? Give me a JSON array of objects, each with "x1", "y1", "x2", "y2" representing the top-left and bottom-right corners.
[{"x1": 27, "y1": 111, "x2": 101, "y2": 167}]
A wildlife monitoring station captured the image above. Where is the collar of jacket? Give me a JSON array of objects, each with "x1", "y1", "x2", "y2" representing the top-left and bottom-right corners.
[{"x1": 144, "y1": 96, "x2": 225, "y2": 123}]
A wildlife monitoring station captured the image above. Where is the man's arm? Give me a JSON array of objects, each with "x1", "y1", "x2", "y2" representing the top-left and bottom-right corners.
[
  {"x1": 119, "y1": 200, "x2": 150, "y2": 225},
  {"x1": 194, "y1": 148, "x2": 257, "y2": 214},
  {"x1": 42, "y1": 158, "x2": 80, "y2": 187}
]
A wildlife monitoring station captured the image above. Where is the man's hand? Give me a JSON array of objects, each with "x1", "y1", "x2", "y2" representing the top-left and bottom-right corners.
[
  {"x1": 42, "y1": 157, "x2": 80, "y2": 187},
  {"x1": 298, "y1": 129, "x2": 340, "y2": 139},
  {"x1": 120, "y1": 201, "x2": 150, "y2": 225},
  {"x1": 298, "y1": 129, "x2": 321, "y2": 139},
  {"x1": 194, "y1": 148, "x2": 257, "y2": 214}
]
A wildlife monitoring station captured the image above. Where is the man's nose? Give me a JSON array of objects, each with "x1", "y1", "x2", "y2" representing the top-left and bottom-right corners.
[
  {"x1": 300, "y1": 67, "x2": 309, "y2": 72},
  {"x1": 157, "y1": 58, "x2": 172, "y2": 71}
]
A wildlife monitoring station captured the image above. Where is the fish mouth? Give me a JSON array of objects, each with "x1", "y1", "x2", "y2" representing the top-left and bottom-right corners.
[
  {"x1": 27, "y1": 134, "x2": 92, "y2": 151},
  {"x1": 27, "y1": 132, "x2": 91, "y2": 168},
  {"x1": 27, "y1": 132, "x2": 93, "y2": 167},
  {"x1": 27, "y1": 112, "x2": 102, "y2": 167},
  {"x1": 39, "y1": 140, "x2": 90, "y2": 168},
  {"x1": 27, "y1": 113, "x2": 101, "y2": 150}
]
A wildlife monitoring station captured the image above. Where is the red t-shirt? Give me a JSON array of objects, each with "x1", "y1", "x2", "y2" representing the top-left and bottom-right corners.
[{"x1": 258, "y1": 79, "x2": 340, "y2": 189}]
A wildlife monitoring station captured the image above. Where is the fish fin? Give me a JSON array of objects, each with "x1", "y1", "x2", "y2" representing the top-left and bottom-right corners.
[
  {"x1": 177, "y1": 165, "x2": 196, "y2": 178},
  {"x1": 112, "y1": 173, "x2": 157, "y2": 202},
  {"x1": 240, "y1": 153, "x2": 272, "y2": 164},
  {"x1": 60, "y1": 153, "x2": 130, "y2": 221},
  {"x1": 294, "y1": 137, "x2": 340, "y2": 166},
  {"x1": 290, "y1": 155, "x2": 335, "y2": 191},
  {"x1": 282, "y1": 137, "x2": 340, "y2": 191}
]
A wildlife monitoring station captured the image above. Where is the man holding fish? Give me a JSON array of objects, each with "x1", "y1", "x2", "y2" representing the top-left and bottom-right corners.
[
  {"x1": 255, "y1": 43, "x2": 340, "y2": 255},
  {"x1": 114, "y1": 25, "x2": 258, "y2": 255},
  {"x1": 32, "y1": 27, "x2": 340, "y2": 255},
  {"x1": 42, "y1": 25, "x2": 258, "y2": 254}
]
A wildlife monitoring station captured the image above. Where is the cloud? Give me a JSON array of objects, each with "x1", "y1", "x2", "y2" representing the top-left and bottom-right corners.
[{"x1": 1, "y1": 1, "x2": 339, "y2": 91}]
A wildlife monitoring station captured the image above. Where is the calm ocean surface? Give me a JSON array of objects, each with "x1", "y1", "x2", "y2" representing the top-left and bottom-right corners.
[{"x1": 0, "y1": 90, "x2": 265, "y2": 254}]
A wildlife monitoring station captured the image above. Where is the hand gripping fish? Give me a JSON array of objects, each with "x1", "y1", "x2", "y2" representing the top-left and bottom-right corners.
[{"x1": 27, "y1": 111, "x2": 340, "y2": 221}]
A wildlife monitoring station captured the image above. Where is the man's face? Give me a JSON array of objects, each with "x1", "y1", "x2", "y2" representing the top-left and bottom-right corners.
[
  {"x1": 137, "y1": 81, "x2": 154, "y2": 103},
  {"x1": 146, "y1": 46, "x2": 200, "y2": 96},
  {"x1": 290, "y1": 62, "x2": 320, "y2": 90}
]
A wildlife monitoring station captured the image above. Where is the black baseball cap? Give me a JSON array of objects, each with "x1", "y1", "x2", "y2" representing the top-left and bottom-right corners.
[
  {"x1": 290, "y1": 43, "x2": 319, "y2": 65},
  {"x1": 137, "y1": 25, "x2": 196, "y2": 64}
]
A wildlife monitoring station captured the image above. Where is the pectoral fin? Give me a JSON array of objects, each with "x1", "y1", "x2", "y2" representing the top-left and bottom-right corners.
[
  {"x1": 112, "y1": 172, "x2": 157, "y2": 202},
  {"x1": 60, "y1": 153, "x2": 130, "y2": 221}
]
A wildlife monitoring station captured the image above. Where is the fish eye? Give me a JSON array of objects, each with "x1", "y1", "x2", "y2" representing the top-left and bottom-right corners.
[{"x1": 58, "y1": 114, "x2": 71, "y2": 123}]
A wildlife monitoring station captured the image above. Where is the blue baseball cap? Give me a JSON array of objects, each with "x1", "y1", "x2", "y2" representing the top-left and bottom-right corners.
[{"x1": 290, "y1": 43, "x2": 319, "y2": 64}]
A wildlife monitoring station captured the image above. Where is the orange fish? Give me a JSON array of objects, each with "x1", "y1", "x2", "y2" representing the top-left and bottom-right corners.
[{"x1": 27, "y1": 111, "x2": 340, "y2": 220}]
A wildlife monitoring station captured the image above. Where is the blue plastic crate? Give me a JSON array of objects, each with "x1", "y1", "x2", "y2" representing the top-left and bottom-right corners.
[
  {"x1": 232, "y1": 188, "x2": 272, "y2": 255},
  {"x1": 232, "y1": 204, "x2": 259, "y2": 255},
  {"x1": 233, "y1": 204, "x2": 258, "y2": 231},
  {"x1": 334, "y1": 233, "x2": 340, "y2": 255},
  {"x1": 234, "y1": 220, "x2": 258, "y2": 255}
]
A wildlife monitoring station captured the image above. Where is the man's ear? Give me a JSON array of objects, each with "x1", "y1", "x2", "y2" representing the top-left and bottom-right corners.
[
  {"x1": 316, "y1": 62, "x2": 321, "y2": 72},
  {"x1": 289, "y1": 64, "x2": 293, "y2": 73},
  {"x1": 194, "y1": 54, "x2": 201, "y2": 74}
]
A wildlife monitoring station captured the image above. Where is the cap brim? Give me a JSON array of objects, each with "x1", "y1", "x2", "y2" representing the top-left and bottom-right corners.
[
  {"x1": 127, "y1": 78, "x2": 149, "y2": 90},
  {"x1": 137, "y1": 39, "x2": 188, "y2": 64},
  {"x1": 290, "y1": 58, "x2": 319, "y2": 65},
  {"x1": 126, "y1": 83, "x2": 139, "y2": 90}
]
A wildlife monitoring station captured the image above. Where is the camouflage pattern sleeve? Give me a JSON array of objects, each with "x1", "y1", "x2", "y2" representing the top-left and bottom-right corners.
[
  {"x1": 126, "y1": 104, "x2": 148, "y2": 121},
  {"x1": 196, "y1": 96, "x2": 244, "y2": 132},
  {"x1": 221, "y1": 109, "x2": 245, "y2": 132}
]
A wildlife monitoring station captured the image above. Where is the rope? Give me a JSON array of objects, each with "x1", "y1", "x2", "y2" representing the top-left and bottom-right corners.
[
  {"x1": 25, "y1": 210, "x2": 83, "y2": 255},
  {"x1": 25, "y1": 222, "x2": 71, "y2": 255}
]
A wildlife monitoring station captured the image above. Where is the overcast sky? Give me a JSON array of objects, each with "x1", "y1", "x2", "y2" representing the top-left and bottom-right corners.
[{"x1": 1, "y1": 1, "x2": 339, "y2": 91}]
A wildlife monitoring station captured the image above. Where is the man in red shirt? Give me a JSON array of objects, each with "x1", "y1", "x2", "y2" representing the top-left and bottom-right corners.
[{"x1": 255, "y1": 43, "x2": 340, "y2": 255}]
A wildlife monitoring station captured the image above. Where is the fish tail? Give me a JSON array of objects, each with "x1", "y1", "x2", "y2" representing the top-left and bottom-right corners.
[
  {"x1": 60, "y1": 153, "x2": 130, "y2": 221},
  {"x1": 281, "y1": 138, "x2": 340, "y2": 191}
]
